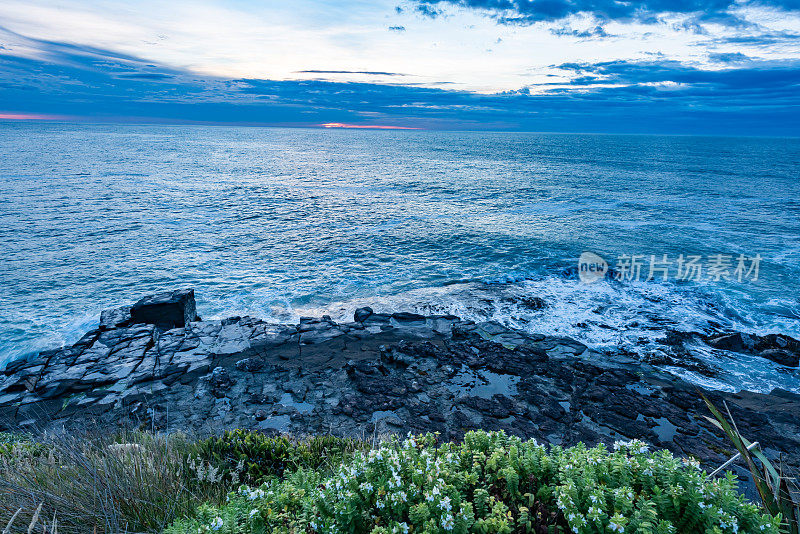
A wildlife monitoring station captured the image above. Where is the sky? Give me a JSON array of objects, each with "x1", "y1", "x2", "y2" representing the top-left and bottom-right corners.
[{"x1": 0, "y1": 0, "x2": 799, "y2": 134}]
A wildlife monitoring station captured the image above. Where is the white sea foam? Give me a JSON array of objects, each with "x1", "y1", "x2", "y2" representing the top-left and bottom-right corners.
[
  {"x1": 2, "y1": 125, "x2": 799, "y2": 395},
  {"x1": 277, "y1": 276, "x2": 800, "y2": 394}
]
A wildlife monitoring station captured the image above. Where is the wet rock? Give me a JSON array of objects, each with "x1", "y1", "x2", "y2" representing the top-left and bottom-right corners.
[
  {"x1": 1, "y1": 289, "x2": 799, "y2": 479},
  {"x1": 392, "y1": 312, "x2": 426, "y2": 322},
  {"x1": 236, "y1": 357, "x2": 266, "y2": 372},
  {"x1": 705, "y1": 332, "x2": 800, "y2": 367},
  {"x1": 707, "y1": 333, "x2": 755, "y2": 353},
  {"x1": 353, "y1": 307, "x2": 374, "y2": 323},
  {"x1": 755, "y1": 334, "x2": 800, "y2": 367},
  {"x1": 659, "y1": 329, "x2": 800, "y2": 369},
  {"x1": 512, "y1": 296, "x2": 547, "y2": 310},
  {"x1": 203, "y1": 367, "x2": 235, "y2": 398},
  {"x1": 300, "y1": 325, "x2": 344, "y2": 345},
  {"x1": 130, "y1": 289, "x2": 198, "y2": 329},
  {"x1": 759, "y1": 349, "x2": 799, "y2": 367}
]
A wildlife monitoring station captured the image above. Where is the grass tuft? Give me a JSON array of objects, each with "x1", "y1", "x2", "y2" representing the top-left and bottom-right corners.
[{"x1": 0, "y1": 430, "x2": 224, "y2": 533}]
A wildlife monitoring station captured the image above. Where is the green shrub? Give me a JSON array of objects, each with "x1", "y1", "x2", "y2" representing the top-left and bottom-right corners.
[
  {"x1": 0, "y1": 431, "x2": 42, "y2": 457},
  {"x1": 166, "y1": 430, "x2": 780, "y2": 534},
  {"x1": 197, "y1": 430, "x2": 368, "y2": 485}
]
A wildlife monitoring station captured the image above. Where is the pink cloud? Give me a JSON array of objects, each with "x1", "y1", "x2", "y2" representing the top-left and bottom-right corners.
[
  {"x1": 0, "y1": 112, "x2": 68, "y2": 120},
  {"x1": 320, "y1": 122, "x2": 419, "y2": 130}
]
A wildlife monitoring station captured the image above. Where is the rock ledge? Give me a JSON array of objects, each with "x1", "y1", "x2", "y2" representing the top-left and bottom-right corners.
[{"x1": 1, "y1": 290, "x2": 798, "y2": 479}]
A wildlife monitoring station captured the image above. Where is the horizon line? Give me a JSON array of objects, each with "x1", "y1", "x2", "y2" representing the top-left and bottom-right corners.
[{"x1": 0, "y1": 116, "x2": 797, "y2": 139}]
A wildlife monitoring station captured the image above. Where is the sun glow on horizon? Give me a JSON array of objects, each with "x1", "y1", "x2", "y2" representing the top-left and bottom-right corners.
[
  {"x1": 0, "y1": 112, "x2": 66, "y2": 120},
  {"x1": 320, "y1": 122, "x2": 420, "y2": 130}
]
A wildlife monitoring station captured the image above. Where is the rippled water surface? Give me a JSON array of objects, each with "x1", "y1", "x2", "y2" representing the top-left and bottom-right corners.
[{"x1": 1, "y1": 123, "x2": 799, "y2": 391}]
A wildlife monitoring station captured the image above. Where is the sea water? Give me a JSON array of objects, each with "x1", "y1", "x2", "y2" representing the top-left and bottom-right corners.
[{"x1": 1, "y1": 122, "x2": 798, "y2": 392}]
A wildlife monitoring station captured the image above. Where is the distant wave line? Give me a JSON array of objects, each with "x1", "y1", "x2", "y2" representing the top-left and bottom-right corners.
[{"x1": 320, "y1": 122, "x2": 420, "y2": 130}]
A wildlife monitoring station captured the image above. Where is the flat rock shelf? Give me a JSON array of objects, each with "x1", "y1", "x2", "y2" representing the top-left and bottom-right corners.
[{"x1": 1, "y1": 290, "x2": 798, "y2": 480}]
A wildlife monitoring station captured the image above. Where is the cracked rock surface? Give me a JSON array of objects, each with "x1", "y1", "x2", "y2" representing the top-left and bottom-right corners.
[{"x1": 1, "y1": 291, "x2": 798, "y2": 480}]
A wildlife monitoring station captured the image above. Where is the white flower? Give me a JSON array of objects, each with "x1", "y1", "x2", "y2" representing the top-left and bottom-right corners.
[
  {"x1": 442, "y1": 513, "x2": 454, "y2": 531},
  {"x1": 441, "y1": 496, "x2": 452, "y2": 512},
  {"x1": 210, "y1": 517, "x2": 223, "y2": 531},
  {"x1": 244, "y1": 487, "x2": 265, "y2": 500},
  {"x1": 682, "y1": 457, "x2": 701, "y2": 469},
  {"x1": 609, "y1": 519, "x2": 624, "y2": 533},
  {"x1": 613, "y1": 439, "x2": 648, "y2": 454},
  {"x1": 249, "y1": 509, "x2": 259, "y2": 518}
]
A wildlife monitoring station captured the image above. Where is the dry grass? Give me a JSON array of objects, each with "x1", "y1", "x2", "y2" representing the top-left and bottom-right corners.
[
  {"x1": 0, "y1": 430, "x2": 231, "y2": 534},
  {"x1": 3, "y1": 503, "x2": 59, "y2": 534}
]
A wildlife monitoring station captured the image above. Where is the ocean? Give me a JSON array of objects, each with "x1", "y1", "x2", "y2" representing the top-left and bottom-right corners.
[{"x1": 1, "y1": 122, "x2": 799, "y2": 393}]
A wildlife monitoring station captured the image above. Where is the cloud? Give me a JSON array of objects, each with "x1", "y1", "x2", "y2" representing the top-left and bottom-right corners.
[
  {"x1": 708, "y1": 52, "x2": 751, "y2": 63},
  {"x1": 411, "y1": 0, "x2": 800, "y2": 26},
  {"x1": 1, "y1": 29, "x2": 798, "y2": 135},
  {"x1": 550, "y1": 24, "x2": 610, "y2": 38},
  {"x1": 296, "y1": 70, "x2": 407, "y2": 76},
  {"x1": 115, "y1": 72, "x2": 175, "y2": 80},
  {"x1": 415, "y1": 4, "x2": 443, "y2": 18},
  {"x1": 552, "y1": 58, "x2": 800, "y2": 93},
  {"x1": 708, "y1": 29, "x2": 800, "y2": 46},
  {"x1": 389, "y1": 25, "x2": 407, "y2": 31}
]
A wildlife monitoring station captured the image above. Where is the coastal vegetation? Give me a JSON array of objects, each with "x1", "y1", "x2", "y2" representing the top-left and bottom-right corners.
[
  {"x1": 1, "y1": 294, "x2": 797, "y2": 533},
  {"x1": 0, "y1": 428, "x2": 790, "y2": 534}
]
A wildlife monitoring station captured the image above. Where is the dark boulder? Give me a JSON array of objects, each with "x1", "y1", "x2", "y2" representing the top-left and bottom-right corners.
[
  {"x1": 706, "y1": 333, "x2": 755, "y2": 353},
  {"x1": 235, "y1": 357, "x2": 266, "y2": 372},
  {"x1": 705, "y1": 332, "x2": 800, "y2": 367},
  {"x1": 756, "y1": 333, "x2": 800, "y2": 352},
  {"x1": 129, "y1": 289, "x2": 198, "y2": 329},
  {"x1": 759, "y1": 349, "x2": 798, "y2": 367},
  {"x1": 203, "y1": 367, "x2": 235, "y2": 398},
  {"x1": 354, "y1": 306, "x2": 373, "y2": 323},
  {"x1": 755, "y1": 334, "x2": 800, "y2": 367}
]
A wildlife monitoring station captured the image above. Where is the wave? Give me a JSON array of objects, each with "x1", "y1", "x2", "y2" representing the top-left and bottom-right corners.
[
  {"x1": 3, "y1": 270, "x2": 799, "y2": 394},
  {"x1": 268, "y1": 274, "x2": 800, "y2": 394}
]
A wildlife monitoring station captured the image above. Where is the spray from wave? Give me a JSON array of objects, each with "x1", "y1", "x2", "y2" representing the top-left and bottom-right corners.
[{"x1": 265, "y1": 274, "x2": 800, "y2": 394}]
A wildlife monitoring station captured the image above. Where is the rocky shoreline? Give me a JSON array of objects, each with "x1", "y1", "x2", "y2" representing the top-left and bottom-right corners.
[{"x1": 1, "y1": 289, "x2": 798, "y2": 478}]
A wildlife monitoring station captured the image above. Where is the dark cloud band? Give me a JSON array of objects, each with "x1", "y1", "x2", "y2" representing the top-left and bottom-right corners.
[
  {"x1": 1, "y1": 27, "x2": 798, "y2": 135},
  {"x1": 412, "y1": 0, "x2": 800, "y2": 25}
]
